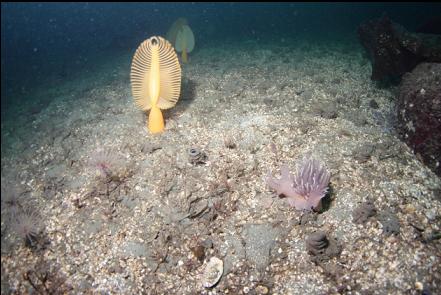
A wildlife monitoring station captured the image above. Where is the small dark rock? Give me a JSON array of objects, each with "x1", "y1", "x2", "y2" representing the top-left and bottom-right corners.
[
  {"x1": 422, "y1": 229, "x2": 441, "y2": 243},
  {"x1": 345, "y1": 111, "x2": 368, "y2": 127},
  {"x1": 190, "y1": 245, "x2": 205, "y2": 262},
  {"x1": 369, "y1": 99, "x2": 379, "y2": 109},
  {"x1": 315, "y1": 102, "x2": 338, "y2": 119},
  {"x1": 141, "y1": 143, "x2": 161, "y2": 154},
  {"x1": 375, "y1": 137, "x2": 398, "y2": 160},
  {"x1": 78, "y1": 278, "x2": 93, "y2": 292},
  {"x1": 314, "y1": 75, "x2": 326, "y2": 84},
  {"x1": 353, "y1": 143, "x2": 376, "y2": 163},
  {"x1": 305, "y1": 67, "x2": 318, "y2": 77},
  {"x1": 120, "y1": 196, "x2": 138, "y2": 209},
  {"x1": 332, "y1": 78, "x2": 342, "y2": 84},
  {"x1": 263, "y1": 97, "x2": 275, "y2": 106},
  {"x1": 302, "y1": 89, "x2": 313, "y2": 100},
  {"x1": 108, "y1": 262, "x2": 123, "y2": 274},
  {"x1": 327, "y1": 87, "x2": 339, "y2": 97},
  {"x1": 299, "y1": 212, "x2": 318, "y2": 226},
  {"x1": 258, "y1": 81, "x2": 271, "y2": 94},
  {"x1": 295, "y1": 89, "x2": 305, "y2": 96},
  {"x1": 201, "y1": 239, "x2": 213, "y2": 249},
  {"x1": 299, "y1": 120, "x2": 314, "y2": 134},
  {"x1": 378, "y1": 210, "x2": 401, "y2": 235},
  {"x1": 353, "y1": 202, "x2": 377, "y2": 224}
]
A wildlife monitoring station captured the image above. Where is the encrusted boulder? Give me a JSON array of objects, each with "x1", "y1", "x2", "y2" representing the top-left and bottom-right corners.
[
  {"x1": 358, "y1": 15, "x2": 441, "y2": 82},
  {"x1": 397, "y1": 62, "x2": 441, "y2": 176}
]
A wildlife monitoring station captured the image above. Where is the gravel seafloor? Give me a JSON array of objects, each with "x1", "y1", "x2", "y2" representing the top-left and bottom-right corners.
[{"x1": 1, "y1": 38, "x2": 440, "y2": 295}]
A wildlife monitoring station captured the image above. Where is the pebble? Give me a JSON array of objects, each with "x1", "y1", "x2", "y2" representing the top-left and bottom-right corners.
[
  {"x1": 353, "y1": 202, "x2": 377, "y2": 224},
  {"x1": 403, "y1": 203, "x2": 416, "y2": 214},
  {"x1": 415, "y1": 281, "x2": 423, "y2": 291},
  {"x1": 255, "y1": 285, "x2": 269, "y2": 294},
  {"x1": 191, "y1": 245, "x2": 206, "y2": 262},
  {"x1": 425, "y1": 208, "x2": 437, "y2": 221}
]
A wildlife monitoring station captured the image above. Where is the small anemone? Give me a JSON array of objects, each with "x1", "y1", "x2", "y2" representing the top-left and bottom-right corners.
[
  {"x1": 12, "y1": 208, "x2": 42, "y2": 247},
  {"x1": 265, "y1": 157, "x2": 331, "y2": 211},
  {"x1": 88, "y1": 149, "x2": 121, "y2": 178}
]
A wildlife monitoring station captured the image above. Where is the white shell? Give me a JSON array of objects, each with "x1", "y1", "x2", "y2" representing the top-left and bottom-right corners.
[{"x1": 202, "y1": 256, "x2": 223, "y2": 288}]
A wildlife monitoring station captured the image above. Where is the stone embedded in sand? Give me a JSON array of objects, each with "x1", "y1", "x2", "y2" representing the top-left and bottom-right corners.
[
  {"x1": 378, "y1": 210, "x2": 401, "y2": 236},
  {"x1": 312, "y1": 100, "x2": 338, "y2": 119},
  {"x1": 242, "y1": 223, "x2": 281, "y2": 270},
  {"x1": 352, "y1": 143, "x2": 375, "y2": 163},
  {"x1": 255, "y1": 285, "x2": 270, "y2": 294},
  {"x1": 353, "y1": 202, "x2": 377, "y2": 224},
  {"x1": 190, "y1": 244, "x2": 206, "y2": 262},
  {"x1": 121, "y1": 241, "x2": 150, "y2": 258},
  {"x1": 202, "y1": 256, "x2": 223, "y2": 288}
]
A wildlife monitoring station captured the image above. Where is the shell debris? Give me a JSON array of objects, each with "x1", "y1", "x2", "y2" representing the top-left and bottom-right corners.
[{"x1": 202, "y1": 256, "x2": 224, "y2": 288}]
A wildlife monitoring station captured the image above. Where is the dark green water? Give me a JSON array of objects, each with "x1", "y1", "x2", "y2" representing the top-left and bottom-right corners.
[{"x1": 1, "y1": 2, "x2": 440, "y2": 115}]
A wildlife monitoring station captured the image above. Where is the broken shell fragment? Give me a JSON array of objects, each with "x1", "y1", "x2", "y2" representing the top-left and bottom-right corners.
[{"x1": 202, "y1": 256, "x2": 223, "y2": 288}]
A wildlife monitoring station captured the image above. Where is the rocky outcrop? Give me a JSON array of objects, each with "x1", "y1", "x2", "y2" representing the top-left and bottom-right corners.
[
  {"x1": 358, "y1": 15, "x2": 441, "y2": 82},
  {"x1": 396, "y1": 62, "x2": 441, "y2": 176}
]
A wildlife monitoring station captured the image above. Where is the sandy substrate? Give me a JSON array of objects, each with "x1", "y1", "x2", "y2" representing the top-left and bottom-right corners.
[{"x1": 1, "y1": 38, "x2": 440, "y2": 294}]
